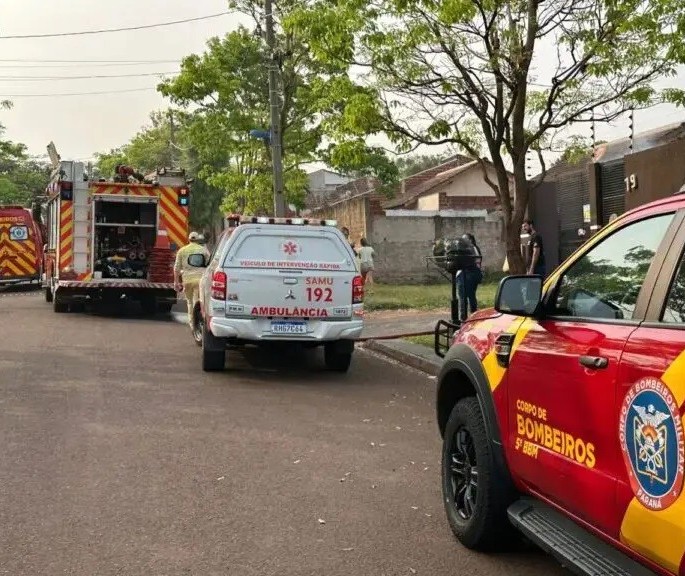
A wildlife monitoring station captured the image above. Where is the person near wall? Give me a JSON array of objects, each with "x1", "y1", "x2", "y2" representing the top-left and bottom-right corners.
[
  {"x1": 522, "y1": 219, "x2": 546, "y2": 278},
  {"x1": 341, "y1": 226, "x2": 356, "y2": 251},
  {"x1": 457, "y1": 233, "x2": 483, "y2": 321},
  {"x1": 357, "y1": 237, "x2": 376, "y2": 289}
]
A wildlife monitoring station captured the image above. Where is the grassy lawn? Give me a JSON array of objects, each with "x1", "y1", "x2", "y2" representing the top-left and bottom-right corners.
[
  {"x1": 365, "y1": 281, "x2": 498, "y2": 312},
  {"x1": 405, "y1": 334, "x2": 435, "y2": 348}
]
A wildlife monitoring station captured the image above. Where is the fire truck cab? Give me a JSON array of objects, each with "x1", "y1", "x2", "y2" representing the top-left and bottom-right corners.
[{"x1": 0, "y1": 204, "x2": 44, "y2": 286}]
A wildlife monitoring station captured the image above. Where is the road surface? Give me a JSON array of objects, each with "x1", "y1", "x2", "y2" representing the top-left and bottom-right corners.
[{"x1": 0, "y1": 290, "x2": 567, "y2": 576}]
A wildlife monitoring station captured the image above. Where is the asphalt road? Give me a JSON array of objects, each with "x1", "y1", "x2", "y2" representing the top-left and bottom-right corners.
[{"x1": 0, "y1": 290, "x2": 568, "y2": 576}]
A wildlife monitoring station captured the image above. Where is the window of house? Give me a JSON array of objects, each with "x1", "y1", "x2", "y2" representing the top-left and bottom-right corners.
[{"x1": 549, "y1": 213, "x2": 674, "y2": 321}]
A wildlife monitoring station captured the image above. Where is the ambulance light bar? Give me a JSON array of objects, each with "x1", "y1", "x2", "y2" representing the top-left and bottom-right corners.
[{"x1": 240, "y1": 216, "x2": 338, "y2": 227}]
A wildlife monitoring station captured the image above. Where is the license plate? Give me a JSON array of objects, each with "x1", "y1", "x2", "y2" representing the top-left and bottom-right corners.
[{"x1": 271, "y1": 321, "x2": 308, "y2": 334}]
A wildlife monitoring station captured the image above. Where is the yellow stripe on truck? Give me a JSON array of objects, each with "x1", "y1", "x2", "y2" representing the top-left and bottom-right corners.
[{"x1": 481, "y1": 317, "x2": 528, "y2": 392}]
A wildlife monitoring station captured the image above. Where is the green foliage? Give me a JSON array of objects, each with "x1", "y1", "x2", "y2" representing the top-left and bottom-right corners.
[
  {"x1": 0, "y1": 123, "x2": 50, "y2": 206},
  {"x1": 287, "y1": 0, "x2": 685, "y2": 272}
]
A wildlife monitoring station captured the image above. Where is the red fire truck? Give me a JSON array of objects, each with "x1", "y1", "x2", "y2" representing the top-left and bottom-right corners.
[{"x1": 43, "y1": 159, "x2": 190, "y2": 314}]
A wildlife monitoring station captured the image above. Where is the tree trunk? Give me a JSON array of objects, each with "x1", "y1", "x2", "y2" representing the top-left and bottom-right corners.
[{"x1": 506, "y1": 162, "x2": 530, "y2": 275}]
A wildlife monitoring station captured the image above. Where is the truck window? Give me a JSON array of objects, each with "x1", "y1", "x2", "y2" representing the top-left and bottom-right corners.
[
  {"x1": 661, "y1": 248, "x2": 685, "y2": 323},
  {"x1": 550, "y1": 213, "x2": 674, "y2": 320}
]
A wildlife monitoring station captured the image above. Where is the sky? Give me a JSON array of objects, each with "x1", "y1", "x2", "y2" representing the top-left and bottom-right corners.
[
  {"x1": 1, "y1": 1, "x2": 685, "y2": 173},
  {"x1": 0, "y1": 0, "x2": 251, "y2": 162}
]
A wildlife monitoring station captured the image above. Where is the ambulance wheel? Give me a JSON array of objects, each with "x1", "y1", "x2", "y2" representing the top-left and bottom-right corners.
[
  {"x1": 192, "y1": 306, "x2": 203, "y2": 347},
  {"x1": 202, "y1": 321, "x2": 225, "y2": 372},
  {"x1": 324, "y1": 341, "x2": 354, "y2": 372},
  {"x1": 441, "y1": 397, "x2": 514, "y2": 551},
  {"x1": 45, "y1": 285, "x2": 53, "y2": 303}
]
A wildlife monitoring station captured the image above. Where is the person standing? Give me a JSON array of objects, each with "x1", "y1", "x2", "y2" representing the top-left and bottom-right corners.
[
  {"x1": 174, "y1": 231, "x2": 210, "y2": 328},
  {"x1": 457, "y1": 233, "x2": 483, "y2": 321},
  {"x1": 522, "y1": 219, "x2": 546, "y2": 278},
  {"x1": 357, "y1": 237, "x2": 376, "y2": 288},
  {"x1": 341, "y1": 226, "x2": 356, "y2": 251}
]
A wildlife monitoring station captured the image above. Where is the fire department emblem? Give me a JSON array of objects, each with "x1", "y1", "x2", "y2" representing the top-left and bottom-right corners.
[
  {"x1": 619, "y1": 377, "x2": 685, "y2": 511},
  {"x1": 283, "y1": 241, "x2": 299, "y2": 256}
]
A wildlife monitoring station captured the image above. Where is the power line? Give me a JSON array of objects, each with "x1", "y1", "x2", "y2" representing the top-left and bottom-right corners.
[
  {"x1": 0, "y1": 61, "x2": 180, "y2": 69},
  {"x1": 0, "y1": 71, "x2": 179, "y2": 81},
  {"x1": 0, "y1": 11, "x2": 229, "y2": 40},
  {"x1": 0, "y1": 87, "x2": 160, "y2": 97},
  {"x1": 0, "y1": 58, "x2": 182, "y2": 63}
]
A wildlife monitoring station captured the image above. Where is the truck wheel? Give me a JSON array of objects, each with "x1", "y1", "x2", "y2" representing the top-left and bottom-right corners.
[
  {"x1": 45, "y1": 284, "x2": 53, "y2": 303},
  {"x1": 53, "y1": 295, "x2": 68, "y2": 313},
  {"x1": 158, "y1": 302, "x2": 173, "y2": 314},
  {"x1": 140, "y1": 296, "x2": 157, "y2": 316},
  {"x1": 202, "y1": 320, "x2": 225, "y2": 372},
  {"x1": 324, "y1": 341, "x2": 354, "y2": 372},
  {"x1": 441, "y1": 397, "x2": 513, "y2": 551}
]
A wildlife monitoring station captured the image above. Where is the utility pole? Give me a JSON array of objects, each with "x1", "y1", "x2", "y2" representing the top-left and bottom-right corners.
[
  {"x1": 264, "y1": 0, "x2": 286, "y2": 217},
  {"x1": 168, "y1": 109, "x2": 176, "y2": 168}
]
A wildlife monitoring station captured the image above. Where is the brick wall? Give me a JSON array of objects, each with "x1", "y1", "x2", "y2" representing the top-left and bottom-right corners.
[
  {"x1": 367, "y1": 211, "x2": 504, "y2": 284},
  {"x1": 439, "y1": 195, "x2": 500, "y2": 210}
]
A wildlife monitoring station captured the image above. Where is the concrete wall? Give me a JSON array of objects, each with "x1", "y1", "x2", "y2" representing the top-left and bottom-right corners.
[
  {"x1": 367, "y1": 211, "x2": 505, "y2": 284},
  {"x1": 444, "y1": 165, "x2": 499, "y2": 197}
]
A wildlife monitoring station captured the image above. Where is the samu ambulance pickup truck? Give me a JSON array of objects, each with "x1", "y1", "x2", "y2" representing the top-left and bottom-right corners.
[
  {"x1": 436, "y1": 193, "x2": 685, "y2": 576},
  {"x1": 187, "y1": 216, "x2": 364, "y2": 372}
]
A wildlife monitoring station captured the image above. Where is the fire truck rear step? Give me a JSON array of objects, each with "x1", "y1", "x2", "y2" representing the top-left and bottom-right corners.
[{"x1": 507, "y1": 499, "x2": 656, "y2": 576}]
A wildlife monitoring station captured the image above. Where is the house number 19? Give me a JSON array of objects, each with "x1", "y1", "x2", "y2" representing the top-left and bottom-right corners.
[{"x1": 624, "y1": 173, "x2": 638, "y2": 193}]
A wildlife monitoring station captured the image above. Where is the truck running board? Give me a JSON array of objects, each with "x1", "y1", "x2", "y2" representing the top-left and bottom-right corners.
[{"x1": 507, "y1": 499, "x2": 657, "y2": 576}]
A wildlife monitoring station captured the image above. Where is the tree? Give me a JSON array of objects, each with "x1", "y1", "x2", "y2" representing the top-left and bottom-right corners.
[
  {"x1": 93, "y1": 110, "x2": 225, "y2": 235},
  {"x1": 158, "y1": 7, "x2": 399, "y2": 215},
  {"x1": 0, "y1": 124, "x2": 50, "y2": 206},
  {"x1": 288, "y1": 0, "x2": 685, "y2": 272}
]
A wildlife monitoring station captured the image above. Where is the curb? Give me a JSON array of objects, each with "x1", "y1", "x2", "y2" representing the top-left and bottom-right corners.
[{"x1": 362, "y1": 339, "x2": 441, "y2": 376}]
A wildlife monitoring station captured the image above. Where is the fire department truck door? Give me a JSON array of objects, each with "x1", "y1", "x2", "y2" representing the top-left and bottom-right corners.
[
  {"x1": 612, "y1": 232, "x2": 685, "y2": 575},
  {"x1": 506, "y1": 212, "x2": 675, "y2": 538}
]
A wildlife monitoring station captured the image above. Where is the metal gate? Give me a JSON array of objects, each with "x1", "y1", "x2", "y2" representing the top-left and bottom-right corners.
[
  {"x1": 557, "y1": 169, "x2": 589, "y2": 261},
  {"x1": 599, "y1": 159, "x2": 626, "y2": 225}
]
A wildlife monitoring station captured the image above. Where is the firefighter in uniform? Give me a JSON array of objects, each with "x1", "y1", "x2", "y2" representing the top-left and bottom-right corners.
[{"x1": 174, "y1": 231, "x2": 210, "y2": 327}]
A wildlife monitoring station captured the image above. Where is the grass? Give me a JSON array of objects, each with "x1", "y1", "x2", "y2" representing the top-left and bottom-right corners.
[
  {"x1": 365, "y1": 281, "x2": 498, "y2": 312},
  {"x1": 405, "y1": 334, "x2": 435, "y2": 348}
]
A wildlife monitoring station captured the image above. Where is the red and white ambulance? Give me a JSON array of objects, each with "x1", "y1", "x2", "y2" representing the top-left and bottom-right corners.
[{"x1": 188, "y1": 216, "x2": 364, "y2": 372}]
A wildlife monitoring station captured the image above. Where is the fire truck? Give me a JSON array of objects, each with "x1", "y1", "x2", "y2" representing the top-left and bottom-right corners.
[{"x1": 43, "y1": 159, "x2": 190, "y2": 314}]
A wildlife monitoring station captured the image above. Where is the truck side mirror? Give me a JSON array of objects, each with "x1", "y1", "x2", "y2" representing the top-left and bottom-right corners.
[{"x1": 495, "y1": 275, "x2": 543, "y2": 317}]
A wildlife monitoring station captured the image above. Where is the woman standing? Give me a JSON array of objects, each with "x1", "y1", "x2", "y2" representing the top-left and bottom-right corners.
[
  {"x1": 357, "y1": 237, "x2": 376, "y2": 288},
  {"x1": 458, "y1": 233, "x2": 483, "y2": 320}
]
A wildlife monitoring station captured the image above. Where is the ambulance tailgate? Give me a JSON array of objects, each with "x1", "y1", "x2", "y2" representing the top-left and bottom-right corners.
[{"x1": 223, "y1": 226, "x2": 357, "y2": 324}]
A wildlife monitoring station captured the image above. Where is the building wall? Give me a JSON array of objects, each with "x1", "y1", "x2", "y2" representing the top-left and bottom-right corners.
[
  {"x1": 368, "y1": 211, "x2": 504, "y2": 284},
  {"x1": 623, "y1": 139, "x2": 685, "y2": 210},
  {"x1": 417, "y1": 192, "x2": 439, "y2": 210},
  {"x1": 312, "y1": 196, "x2": 369, "y2": 245},
  {"x1": 444, "y1": 166, "x2": 500, "y2": 197}
]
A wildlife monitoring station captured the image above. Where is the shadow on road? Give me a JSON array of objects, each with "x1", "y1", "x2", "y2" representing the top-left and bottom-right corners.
[{"x1": 0, "y1": 283, "x2": 42, "y2": 294}]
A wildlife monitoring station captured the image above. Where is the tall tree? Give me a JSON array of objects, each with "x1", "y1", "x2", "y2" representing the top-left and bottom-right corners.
[
  {"x1": 288, "y1": 0, "x2": 685, "y2": 272},
  {"x1": 93, "y1": 110, "x2": 225, "y2": 235}
]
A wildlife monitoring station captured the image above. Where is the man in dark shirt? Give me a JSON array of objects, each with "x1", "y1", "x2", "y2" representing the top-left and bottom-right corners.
[{"x1": 522, "y1": 219, "x2": 545, "y2": 278}]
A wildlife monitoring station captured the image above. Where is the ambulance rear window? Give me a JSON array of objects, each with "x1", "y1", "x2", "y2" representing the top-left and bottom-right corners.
[{"x1": 226, "y1": 229, "x2": 354, "y2": 271}]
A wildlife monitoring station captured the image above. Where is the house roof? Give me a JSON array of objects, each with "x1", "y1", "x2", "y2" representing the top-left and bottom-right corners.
[
  {"x1": 304, "y1": 176, "x2": 381, "y2": 211},
  {"x1": 383, "y1": 161, "x2": 479, "y2": 208}
]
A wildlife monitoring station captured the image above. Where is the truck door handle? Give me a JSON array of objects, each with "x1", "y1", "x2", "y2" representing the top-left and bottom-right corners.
[{"x1": 579, "y1": 355, "x2": 608, "y2": 369}]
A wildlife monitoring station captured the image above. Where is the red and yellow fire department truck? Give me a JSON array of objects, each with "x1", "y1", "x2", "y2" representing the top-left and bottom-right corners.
[
  {"x1": 0, "y1": 204, "x2": 45, "y2": 286},
  {"x1": 43, "y1": 159, "x2": 190, "y2": 314}
]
